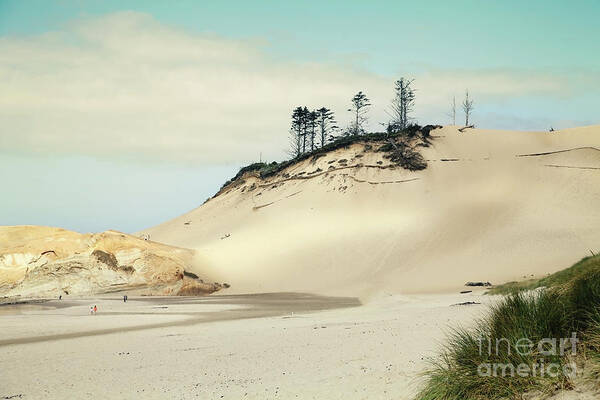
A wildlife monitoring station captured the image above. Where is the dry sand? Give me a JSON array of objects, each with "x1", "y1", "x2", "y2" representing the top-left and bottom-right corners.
[
  {"x1": 141, "y1": 125, "x2": 600, "y2": 297},
  {"x1": 2, "y1": 126, "x2": 599, "y2": 399},
  {"x1": 0, "y1": 292, "x2": 490, "y2": 399}
]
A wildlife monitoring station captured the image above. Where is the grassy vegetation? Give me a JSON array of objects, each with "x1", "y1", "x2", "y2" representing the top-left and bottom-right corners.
[
  {"x1": 417, "y1": 254, "x2": 600, "y2": 400},
  {"x1": 217, "y1": 124, "x2": 440, "y2": 193},
  {"x1": 487, "y1": 254, "x2": 600, "y2": 295}
]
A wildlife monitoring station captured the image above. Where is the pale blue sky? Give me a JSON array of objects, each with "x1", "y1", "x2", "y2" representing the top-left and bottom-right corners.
[
  {"x1": 0, "y1": 1, "x2": 598, "y2": 233},
  {"x1": 1, "y1": 0, "x2": 599, "y2": 73}
]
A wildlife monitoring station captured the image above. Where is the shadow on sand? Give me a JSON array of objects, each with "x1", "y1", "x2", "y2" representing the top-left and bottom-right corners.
[{"x1": 0, "y1": 292, "x2": 360, "y2": 347}]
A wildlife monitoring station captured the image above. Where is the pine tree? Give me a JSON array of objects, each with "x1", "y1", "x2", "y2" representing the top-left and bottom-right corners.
[
  {"x1": 316, "y1": 107, "x2": 337, "y2": 148},
  {"x1": 347, "y1": 91, "x2": 371, "y2": 136},
  {"x1": 301, "y1": 106, "x2": 309, "y2": 153},
  {"x1": 290, "y1": 106, "x2": 304, "y2": 157},
  {"x1": 308, "y1": 110, "x2": 318, "y2": 151}
]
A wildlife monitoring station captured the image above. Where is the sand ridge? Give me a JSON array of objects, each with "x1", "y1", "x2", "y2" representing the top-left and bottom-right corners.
[{"x1": 140, "y1": 125, "x2": 600, "y2": 297}]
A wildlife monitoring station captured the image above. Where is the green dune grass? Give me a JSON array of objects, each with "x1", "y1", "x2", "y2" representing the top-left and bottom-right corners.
[
  {"x1": 487, "y1": 254, "x2": 600, "y2": 295},
  {"x1": 417, "y1": 254, "x2": 600, "y2": 400}
]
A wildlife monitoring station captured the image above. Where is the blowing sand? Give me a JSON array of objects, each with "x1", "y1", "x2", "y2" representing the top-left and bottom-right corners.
[
  {"x1": 0, "y1": 292, "x2": 490, "y2": 399},
  {"x1": 141, "y1": 126, "x2": 600, "y2": 298}
]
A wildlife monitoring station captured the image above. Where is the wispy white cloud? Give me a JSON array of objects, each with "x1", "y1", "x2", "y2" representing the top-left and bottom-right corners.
[{"x1": 1, "y1": 12, "x2": 597, "y2": 164}]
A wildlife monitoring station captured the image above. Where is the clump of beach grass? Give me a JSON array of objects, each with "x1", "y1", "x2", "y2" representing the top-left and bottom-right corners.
[
  {"x1": 487, "y1": 254, "x2": 600, "y2": 295},
  {"x1": 417, "y1": 254, "x2": 600, "y2": 400}
]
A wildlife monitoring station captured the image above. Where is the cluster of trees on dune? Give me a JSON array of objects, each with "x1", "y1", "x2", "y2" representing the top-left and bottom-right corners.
[
  {"x1": 289, "y1": 106, "x2": 337, "y2": 157},
  {"x1": 289, "y1": 79, "x2": 475, "y2": 156}
]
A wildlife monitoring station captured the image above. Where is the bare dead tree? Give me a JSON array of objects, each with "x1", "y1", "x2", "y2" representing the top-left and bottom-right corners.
[
  {"x1": 347, "y1": 91, "x2": 371, "y2": 136},
  {"x1": 462, "y1": 90, "x2": 474, "y2": 126},
  {"x1": 447, "y1": 95, "x2": 456, "y2": 125}
]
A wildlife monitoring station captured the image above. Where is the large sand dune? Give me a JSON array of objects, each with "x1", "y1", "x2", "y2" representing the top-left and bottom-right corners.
[{"x1": 142, "y1": 126, "x2": 600, "y2": 296}]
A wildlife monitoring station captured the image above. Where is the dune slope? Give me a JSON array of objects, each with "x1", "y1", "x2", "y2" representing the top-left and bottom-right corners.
[{"x1": 142, "y1": 126, "x2": 600, "y2": 296}]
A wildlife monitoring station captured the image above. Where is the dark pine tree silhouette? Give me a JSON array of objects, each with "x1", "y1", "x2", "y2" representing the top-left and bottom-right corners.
[
  {"x1": 316, "y1": 107, "x2": 337, "y2": 148},
  {"x1": 308, "y1": 110, "x2": 318, "y2": 152},
  {"x1": 290, "y1": 106, "x2": 305, "y2": 157},
  {"x1": 301, "y1": 106, "x2": 309, "y2": 153}
]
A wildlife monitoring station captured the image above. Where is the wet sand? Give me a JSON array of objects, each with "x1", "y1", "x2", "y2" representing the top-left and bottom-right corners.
[
  {"x1": 0, "y1": 293, "x2": 360, "y2": 346},
  {"x1": 0, "y1": 292, "x2": 489, "y2": 399}
]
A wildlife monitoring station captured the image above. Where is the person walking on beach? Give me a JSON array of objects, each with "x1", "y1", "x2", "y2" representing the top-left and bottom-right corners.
[
  {"x1": 90, "y1": 306, "x2": 94, "y2": 315},
  {"x1": 123, "y1": 295, "x2": 127, "y2": 303},
  {"x1": 93, "y1": 305, "x2": 97, "y2": 314}
]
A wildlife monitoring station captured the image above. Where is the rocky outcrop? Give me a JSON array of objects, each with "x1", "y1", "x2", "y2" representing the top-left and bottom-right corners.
[{"x1": 0, "y1": 226, "x2": 224, "y2": 299}]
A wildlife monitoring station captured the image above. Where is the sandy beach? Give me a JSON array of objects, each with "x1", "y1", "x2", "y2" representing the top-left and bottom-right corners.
[
  {"x1": 2, "y1": 3, "x2": 599, "y2": 398},
  {"x1": 1, "y1": 126, "x2": 598, "y2": 399},
  {"x1": 0, "y1": 291, "x2": 489, "y2": 399}
]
